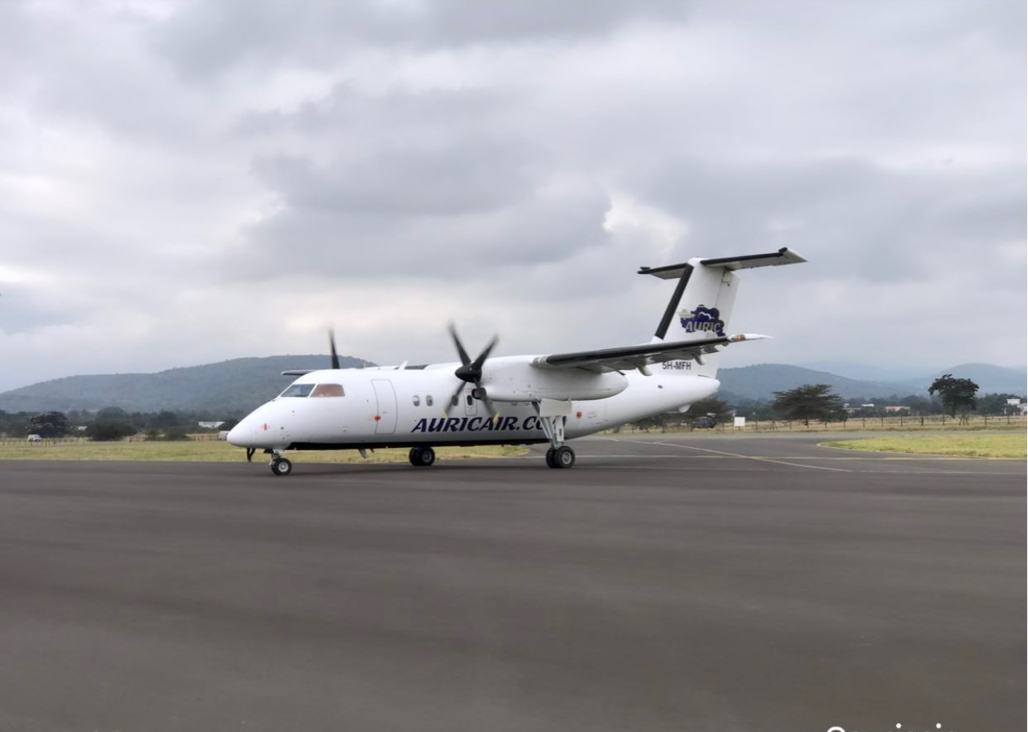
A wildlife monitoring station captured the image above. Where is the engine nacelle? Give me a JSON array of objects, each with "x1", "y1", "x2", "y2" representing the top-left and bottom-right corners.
[{"x1": 479, "y1": 363, "x2": 628, "y2": 402}]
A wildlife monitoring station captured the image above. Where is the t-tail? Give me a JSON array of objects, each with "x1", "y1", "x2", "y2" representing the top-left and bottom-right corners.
[{"x1": 639, "y1": 248, "x2": 807, "y2": 378}]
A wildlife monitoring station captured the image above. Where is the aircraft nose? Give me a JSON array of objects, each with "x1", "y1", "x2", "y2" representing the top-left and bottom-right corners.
[{"x1": 227, "y1": 418, "x2": 254, "y2": 447}]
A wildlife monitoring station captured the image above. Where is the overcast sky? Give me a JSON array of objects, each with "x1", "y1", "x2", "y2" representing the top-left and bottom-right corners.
[{"x1": 0, "y1": 0, "x2": 1024, "y2": 392}]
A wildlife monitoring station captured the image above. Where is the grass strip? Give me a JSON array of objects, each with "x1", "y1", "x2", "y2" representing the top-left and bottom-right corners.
[
  {"x1": 0, "y1": 440, "x2": 527, "y2": 462},
  {"x1": 822, "y1": 433, "x2": 1026, "y2": 459}
]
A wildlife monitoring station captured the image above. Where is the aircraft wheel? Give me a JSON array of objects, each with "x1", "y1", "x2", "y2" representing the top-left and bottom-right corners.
[
  {"x1": 545, "y1": 448, "x2": 557, "y2": 468},
  {"x1": 553, "y1": 446, "x2": 575, "y2": 469},
  {"x1": 408, "y1": 448, "x2": 419, "y2": 465},
  {"x1": 411, "y1": 447, "x2": 436, "y2": 467},
  {"x1": 271, "y1": 458, "x2": 293, "y2": 476}
]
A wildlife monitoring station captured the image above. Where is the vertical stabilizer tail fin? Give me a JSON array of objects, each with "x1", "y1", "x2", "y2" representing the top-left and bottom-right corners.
[{"x1": 639, "y1": 248, "x2": 806, "y2": 378}]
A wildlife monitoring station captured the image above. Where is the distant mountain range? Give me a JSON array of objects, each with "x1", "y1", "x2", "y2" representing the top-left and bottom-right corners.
[
  {"x1": 719, "y1": 362, "x2": 1027, "y2": 402},
  {"x1": 0, "y1": 357, "x2": 1023, "y2": 415},
  {"x1": 0, "y1": 355, "x2": 372, "y2": 415}
]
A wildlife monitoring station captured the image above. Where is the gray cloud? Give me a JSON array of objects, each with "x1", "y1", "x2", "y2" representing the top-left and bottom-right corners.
[
  {"x1": 153, "y1": 0, "x2": 691, "y2": 79},
  {"x1": 252, "y1": 138, "x2": 541, "y2": 216},
  {"x1": 628, "y1": 155, "x2": 1026, "y2": 283},
  {"x1": 0, "y1": 0, "x2": 1023, "y2": 392},
  {"x1": 0, "y1": 284, "x2": 79, "y2": 335},
  {"x1": 234, "y1": 180, "x2": 611, "y2": 280}
]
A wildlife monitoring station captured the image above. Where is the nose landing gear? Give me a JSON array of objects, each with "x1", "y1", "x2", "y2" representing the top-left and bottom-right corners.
[{"x1": 269, "y1": 450, "x2": 293, "y2": 476}]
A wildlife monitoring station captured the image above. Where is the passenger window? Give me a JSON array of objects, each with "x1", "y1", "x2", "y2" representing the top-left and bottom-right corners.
[
  {"x1": 426, "y1": 395, "x2": 434, "y2": 407},
  {"x1": 466, "y1": 395, "x2": 473, "y2": 406},
  {"x1": 451, "y1": 394, "x2": 459, "y2": 407},
  {"x1": 280, "y1": 384, "x2": 314, "y2": 398},
  {"x1": 311, "y1": 383, "x2": 344, "y2": 397},
  {"x1": 413, "y1": 395, "x2": 421, "y2": 407}
]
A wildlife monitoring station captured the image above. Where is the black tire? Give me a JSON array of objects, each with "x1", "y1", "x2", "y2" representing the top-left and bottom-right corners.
[
  {"x1": 271, "y1": 458, "x2": 293, "y2": 476},
  {"x1": 553, "y1": 446, "x2": 575, "y2": 469},
  {"x1": 545, "y1": 448, "x2": 557, "y2": 468},
  {"x1": 411, "y1": 447, "x2": 436, "y2": 467}
]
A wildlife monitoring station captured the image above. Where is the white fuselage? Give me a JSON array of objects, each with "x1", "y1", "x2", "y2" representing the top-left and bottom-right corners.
[{"x1": 227, "y1": 358, "x2": 719, "y2": 451}]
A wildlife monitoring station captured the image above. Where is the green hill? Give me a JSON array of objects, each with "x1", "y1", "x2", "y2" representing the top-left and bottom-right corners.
[
  {"x1": 717, "y1": 364, "x2": 903, "y2": 402},
  {"x1": 1, "y1": 357, "x2": 1022, "y2": 415},
  {"x1": 913, "y1": 363, "x2": 1027, "y2": 396},
  {"x1": 0, "y1": 355, "x2": 372, "y2": 415}
]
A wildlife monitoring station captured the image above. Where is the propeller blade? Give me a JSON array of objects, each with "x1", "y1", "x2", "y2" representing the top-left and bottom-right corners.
[
  {"x1": 449, "y1": 325, "x2": 499, "y2": 389},
  {"x1": 329, "y1": 330, "x2": 340, "y2": 369},
  {"x1": 448, "y1": 323, "x2": 472, "y2": 367},
  {"x1": 470, "y1": 335, "x2": 499, "y2": 371}
]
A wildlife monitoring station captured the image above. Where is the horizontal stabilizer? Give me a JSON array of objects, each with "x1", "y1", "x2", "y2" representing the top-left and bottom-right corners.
[
  {"x1": 639, "y1": 247, "x2": 806, "y2": 279},
  {"x1": 281, "y1": 370, "x2": 315, "y2": 376}
]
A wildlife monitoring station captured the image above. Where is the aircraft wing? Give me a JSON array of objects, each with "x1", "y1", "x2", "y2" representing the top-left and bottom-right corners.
[{"x1": 530, "y1": 334, "x2": 768, "y2": 373}]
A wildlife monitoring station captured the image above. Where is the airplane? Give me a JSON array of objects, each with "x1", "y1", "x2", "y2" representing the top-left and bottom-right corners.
[{"x1": 227, "y1": 248, "x2": 806, "y2": 475}]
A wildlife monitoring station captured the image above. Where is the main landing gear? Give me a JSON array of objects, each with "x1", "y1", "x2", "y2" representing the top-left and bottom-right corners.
[
  {"x1": 534, "y1": 404, "x2": 576, "y2": 469},
  {"x1": 545, "y1": 446, "x2": 576, "y2": 469},
  {"x1": 409, "y1": 446, "x2": 436, "y2": 467}
]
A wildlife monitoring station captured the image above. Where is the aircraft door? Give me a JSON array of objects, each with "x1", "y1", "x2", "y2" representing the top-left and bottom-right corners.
[
  {"x1": 371, "y1": 380, "x2": 397, "y2": 435},
  {"x1": 464, "y1": 391, "x2": 478, "y2": 417}
]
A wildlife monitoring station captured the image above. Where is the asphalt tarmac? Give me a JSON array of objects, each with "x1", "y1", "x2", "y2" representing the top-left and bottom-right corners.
[{"x1": 0, "y1": 434, "x2": 1023, "y2": 732}]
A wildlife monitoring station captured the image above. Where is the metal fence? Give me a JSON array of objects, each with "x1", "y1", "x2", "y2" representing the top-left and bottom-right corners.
[
  {"x1": 617, "y1": 414, "x2": 1028, "y2": 435},
  {"x1": 2, "y1": 416, "x2": 1024, "y2": 446},
  {"x1": 0, "y1": 433, "x2": 226, "y2": 446}
]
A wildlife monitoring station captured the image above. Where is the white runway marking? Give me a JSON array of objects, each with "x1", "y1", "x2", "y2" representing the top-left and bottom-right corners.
[
  {"x1": 581, "y1": 453, "x2": 1019, "y2": 462},
  {"x1": 579, "y1": 437, "x2": 1025, "y2": 475},
  {"x1": 632, "y1": 440, "x2": 852, "y2": 472},
  {"x1": 592, "y1": 464, "x2": 1024, "y2": 476}
]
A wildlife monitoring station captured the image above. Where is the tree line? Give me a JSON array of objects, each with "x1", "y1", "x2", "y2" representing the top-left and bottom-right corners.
[
  {"x1": 0, "y1": 407, "x2": 243, "y2": 442},
  {"x1": 0, "y1": 375, "x2": 1021, "y2": 440},
  {"x1": 632, "y1": 375, "x2": 1022, "y2": 430}
]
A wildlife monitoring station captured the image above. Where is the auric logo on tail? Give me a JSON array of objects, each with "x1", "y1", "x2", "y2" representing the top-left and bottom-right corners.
[{"x1": 678, "y1": 305, "x2": 725, "y2": 336}]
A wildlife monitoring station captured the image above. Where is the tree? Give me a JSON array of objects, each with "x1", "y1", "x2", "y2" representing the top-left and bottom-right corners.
[
  {"x1": 772, "y1": 384, "x2": 845, "y2": 426},
  {"x1": 928, "y1": 374, "x2": 979, "y2": 417},
  {"x1": 86, "y1": 420, "x2": 136, "y2": 442},
  {"x1": 28, "y1": 412, "x2": 70, "y2": 438},
  {"x1": 149, "y1": 410, "x2": 181, "y2": 430}
]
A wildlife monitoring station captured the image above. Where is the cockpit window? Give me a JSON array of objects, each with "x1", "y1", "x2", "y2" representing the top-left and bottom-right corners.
[
  {"x1": 311, "y1": 383, "x2": 345, "y2": 398},
  {"x1": 280, "y1": 384, "x2": 314, "y2": 398}
]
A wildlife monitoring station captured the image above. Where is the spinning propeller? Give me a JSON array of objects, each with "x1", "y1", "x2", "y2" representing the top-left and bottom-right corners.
[
  {"x1": 328, "y1": 329, "x2": 341, "y2": 369},
  {"x1": 446, "y1": 324, "x2": 499, "y2": 417}
]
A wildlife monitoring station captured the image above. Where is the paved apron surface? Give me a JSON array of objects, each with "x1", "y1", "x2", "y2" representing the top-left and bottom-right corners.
[{"x1": 0, "y1": 435, "x2": 1023, "y2": 731}]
